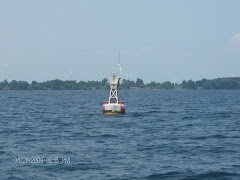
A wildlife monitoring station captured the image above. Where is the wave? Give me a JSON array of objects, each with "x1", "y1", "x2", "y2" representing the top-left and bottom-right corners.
[
  {"x1": 182, "y1": 171, "x2": 240, "y2": 180},
  {"x1": 191, "y1": 134, "x2": 227, "y2": 140},
  {"x1": 145, "y1": 110, "x2": 161, "y2": 114},
  {"x1": 8, "y1": 96, "x2": 20, "y2": 99},
  {"x1": 181, "y1": 116, "x2": 194, "y2": 120},
  {"x1": 212, "y1": 112, "x2": 232, "y2": 118},
  {"x1": 86, "y1": 134, "x2": 118, "y2": 138},
  {"x1": 142, "y1": 172, "x2": 182, "y2": 180},
  {"x1": 167, "y1": 111, "x2": 178, "y2": 114},
  {"x1": 41, "y1": 162, "x2": 103, "y2": 172},
  {"x1": 129, "y1": 112, "x2": 143, "y2": 117},
  {"x1": 143, "y1": 171, "x2": 240, "y2": 180}
]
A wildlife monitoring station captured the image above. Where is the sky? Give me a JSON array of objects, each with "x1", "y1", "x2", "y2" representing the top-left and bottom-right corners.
[{"x1": 1, "y1": 0, "x2": 240, "y2": 83}]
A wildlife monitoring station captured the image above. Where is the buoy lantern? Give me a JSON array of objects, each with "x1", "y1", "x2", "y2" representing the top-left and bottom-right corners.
[{"x1": 103, "y1": 75, "x2": 125, "y2": 114}]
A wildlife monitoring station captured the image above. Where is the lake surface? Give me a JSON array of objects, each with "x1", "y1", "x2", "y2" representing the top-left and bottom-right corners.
[{"x1": 1, "y1": 90, "x2": 240, "y2": 180}]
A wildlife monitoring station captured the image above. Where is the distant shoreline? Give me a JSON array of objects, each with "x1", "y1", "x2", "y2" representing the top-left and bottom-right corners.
[{"x1": 1, "y1": 77, "x2": 240, "y2": 90}]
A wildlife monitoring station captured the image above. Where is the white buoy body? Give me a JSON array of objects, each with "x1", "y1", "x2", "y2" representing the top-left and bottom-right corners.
[{"x1": 103, "y1": 77, "x2": 125, "y2": 114}]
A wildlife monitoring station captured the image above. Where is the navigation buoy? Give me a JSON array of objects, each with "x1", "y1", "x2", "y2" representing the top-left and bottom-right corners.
[{"x1": 103, "y1": 74, "x2": 125, "y2": 114}]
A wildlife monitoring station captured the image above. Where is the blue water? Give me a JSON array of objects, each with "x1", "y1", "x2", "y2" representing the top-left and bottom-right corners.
[{"x1": 1, "y1": 90, "x2": 240, "y2": 180}]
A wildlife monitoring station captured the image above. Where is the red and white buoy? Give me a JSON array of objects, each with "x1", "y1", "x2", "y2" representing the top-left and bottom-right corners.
[{"x1": 103, "y1": 73, "x2": 125, "y2": 114}]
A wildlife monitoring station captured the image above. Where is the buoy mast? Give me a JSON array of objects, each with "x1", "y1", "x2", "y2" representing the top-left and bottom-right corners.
[{"x1": 102, "y1": 62, "x2": 125, "y2": 114}]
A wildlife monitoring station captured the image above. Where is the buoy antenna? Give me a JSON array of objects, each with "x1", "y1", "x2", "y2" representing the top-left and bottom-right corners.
[{"x1": 116, "y1": 52, "x2": 122, "y2": 75}]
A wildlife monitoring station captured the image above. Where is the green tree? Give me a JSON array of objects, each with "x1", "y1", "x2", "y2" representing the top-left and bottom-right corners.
[
  {"x1": 162, "y1": 81, "x2": 174, "y2": 89},
  {"x1": 183, "y1": 80, "x2": 197, "y2": 89},
  {"x1": 182, "y1": 80, "x2": 187, "y2": 88},
  {"x1": 9, "y1": 80, "x2": 18, "y2": 90},
  {"x1": 149, "y1": 81, "x2": 157, "y2": 89},
  {"x1": 18, "y1": 81, "x2": 29, "y2": 90},
  {"x1": 136, "y1": 78, "x2": 144, "y2": 87}
]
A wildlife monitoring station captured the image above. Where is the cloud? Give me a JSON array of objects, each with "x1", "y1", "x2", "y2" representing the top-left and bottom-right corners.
[
  {"x1": 139, "y1": 46, "x2": 154, "y2": 54},
  {"x1": 233, "y1": 33, "x2": 240, "y2": 40},
  {"x1": 78, "y1": 51, "x2": 88, "y2": 55},
  {"x1": 230, "y1": 33, "x2": 240, "y2": 46},
  {"x1": 96, "y1": 50, "x2": 107, "y2": 55}
]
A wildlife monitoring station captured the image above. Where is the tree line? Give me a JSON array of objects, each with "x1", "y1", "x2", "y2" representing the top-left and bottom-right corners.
[{"x1": 1, "y1": 77, "x2": 240, "y2": 90}]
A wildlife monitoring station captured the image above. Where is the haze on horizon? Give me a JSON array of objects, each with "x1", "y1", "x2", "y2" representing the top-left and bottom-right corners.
[{"x1": 1, "y1": 0, "x2": 240, "y2": 83}]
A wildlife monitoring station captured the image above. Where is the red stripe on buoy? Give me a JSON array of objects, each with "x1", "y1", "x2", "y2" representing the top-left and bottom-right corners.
[{"x1": 120, "y1": 105, "x2": 125, "y2": 114}]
